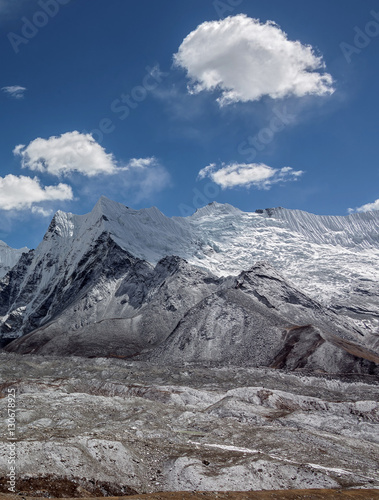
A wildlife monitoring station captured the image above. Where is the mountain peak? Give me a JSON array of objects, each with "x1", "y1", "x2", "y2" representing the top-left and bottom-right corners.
[
  {"x1": 190, "y1": 201, "x2": 242, "y2": 219},
  {"x1": 92, "y1": 196, "x2": 130, "y2": 217},
  {"x1": 0, "y1": 240, "x2": 28, "y2": 252},
  {"x1": 0, "y1": 240, "x2": 29, "y2": 279}
]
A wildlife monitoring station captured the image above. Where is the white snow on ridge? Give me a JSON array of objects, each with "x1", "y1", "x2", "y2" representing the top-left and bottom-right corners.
[
  {"x1": 0, "y1": 240, "x2": 29, "y2": 279},
  {"x1": 41, "y1": 196, "x2": 196, "y2": 270},
  {"x1": 38, "y1": 198, "x2": 379, "y2": 304},
  {"x1": 265, "y1": 206, "x2": 379, "y2": 249}
]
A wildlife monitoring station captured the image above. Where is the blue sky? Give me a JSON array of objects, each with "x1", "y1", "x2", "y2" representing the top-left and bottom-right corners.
[{"x1": 1, "y1": 0, "x2": 379, "y2": 249}]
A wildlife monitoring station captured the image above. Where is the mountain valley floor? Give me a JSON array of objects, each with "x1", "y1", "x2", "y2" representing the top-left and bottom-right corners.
[{"x1": 0, "y1": 353, "x2": 378, "y2": 496}]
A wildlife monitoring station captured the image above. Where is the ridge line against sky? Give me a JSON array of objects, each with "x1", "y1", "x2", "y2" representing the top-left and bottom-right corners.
[{"x1": 0, "y1": 0, "x2": 378, "y2": 248}]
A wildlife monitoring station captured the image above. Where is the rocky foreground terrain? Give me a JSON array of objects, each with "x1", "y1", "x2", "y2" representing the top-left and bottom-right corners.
[
  {"x1": 1, "y1": 490, "x2": 379, "y2": 499},
  {"x1": 1, "y1": 353, "x2": 378, "y2": 496}
]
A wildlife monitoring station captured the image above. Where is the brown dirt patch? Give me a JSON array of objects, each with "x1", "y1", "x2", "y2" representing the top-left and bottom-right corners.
[{"x1": 0, "y1": 476, "x2": 137, "y2": 498}]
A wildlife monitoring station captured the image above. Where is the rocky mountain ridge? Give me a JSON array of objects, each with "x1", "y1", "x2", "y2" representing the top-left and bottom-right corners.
[
  {"x1": 0, "y1": 240, "x2": 28, "y2": 279},
  {"x1": 0, "y1": 197, "x2": 378, "y2": 375}
]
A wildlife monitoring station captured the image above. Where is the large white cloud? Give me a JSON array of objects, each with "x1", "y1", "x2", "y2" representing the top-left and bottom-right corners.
[
  {"x1": 198, "y1": 162, "x2": 303, "y2": 189},
  {"x1": 14, "y1": 131, "x2": 118, "y2": 177},
  {"x1": 350, "y1": 199, "x2": 379, "y2": 213},
  {"x1": 0, "y1": 175, "x2": 73, "y2": 211},
  {"x1": 174, "y1": 14, "x2": 334, "y2": 105}
]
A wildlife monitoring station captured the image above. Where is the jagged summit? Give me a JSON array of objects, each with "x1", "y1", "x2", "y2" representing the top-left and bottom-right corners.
[
  {"x1": 190, "y1": 201, "x2": 242, "y2": 219},
  {"x1": 0, "y1": 239, "x2": 28, "y2": 253},
  {"x1": 41, "y1": 195, "x2": 379, "y2": 253}
]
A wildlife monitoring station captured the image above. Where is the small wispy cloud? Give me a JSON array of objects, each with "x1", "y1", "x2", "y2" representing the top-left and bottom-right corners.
[
  {"x1": 127, "y1": 157, "x2": 157, "y2": 169},
  {"x1": 349, "y1": 198, "x2": 379, "y2": 213},
  {"x1": 123, "y1": 157, "x2": 171, "y2": 202},
  {"x1": 2, "y1": 85, "x2": 27, "y2": 99},
  {"x1": 31, "y1": 206, "x2": 54, "y2": 217},
  {"x1": 198, "y1": 162, "x2": 303, "y2": 189}
]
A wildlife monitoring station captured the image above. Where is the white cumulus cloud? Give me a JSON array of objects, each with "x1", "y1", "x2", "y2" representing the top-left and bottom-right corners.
[
  {"x1": 2, "y1": 85, "x2": 26, "y2": 99},
  {"x1": 12, "y1": 132, "x2": 171, "y2": 205},
  {"x1": 14, "y1": 131, "x2": 118, "y2": 177},
  {"x1": 349, "y1": 199, "x2": 379, "y2": 213},
  {"x1": 0, "y1": 175, "x2": 73, "y2": 211},
  {"x1": 174, "y1": 14, "x2": 334, "y2": 105},
  {"x1": 198, "y1": 162, "x2": 303, "y2": 189}
]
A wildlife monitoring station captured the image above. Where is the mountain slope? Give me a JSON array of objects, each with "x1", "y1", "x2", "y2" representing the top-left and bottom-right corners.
[
  {"x1": 258, "y1": 206, "x2": 379, "y2": 249},
  {"x1": 5, "y1": 251, "x2": 379, "y2": 375},
  {"x1": 141, "y1": 262, "x2": 379, "y2": 374},
  {"x1": 184, "y1": 204, "x2": 379, "y2": 333},
  {"x1": 0, "y1": 197, "x2": 378, "y2": 374},
  {"x1": 0, "y1": 240, "x2": 28, "y2": 278},
  {"x1": 5, "y1": 252, "x2": 221, "y2": 357},
  {"x1": 33, "y1": 197, "x2": 377, "y2": 333}
]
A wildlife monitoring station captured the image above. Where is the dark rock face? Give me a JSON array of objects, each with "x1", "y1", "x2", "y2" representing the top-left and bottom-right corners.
[
  {"x1": 4, "y1": 242, "x2": 222, "y2": 358},
  {"x1": 0, "y1": 250, "x2": 34, "y2": 316},
  {"x1": 3, "y1": 240, "x2": 378, "y2": 375},
  {"x1": 0, "y1": 234, "x2": 141, "y2": 341}
]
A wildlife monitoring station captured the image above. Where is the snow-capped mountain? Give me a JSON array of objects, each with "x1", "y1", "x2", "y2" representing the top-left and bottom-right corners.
[
  {"x1": 0, "y1": 240, "x2": 28, "y2": 278},
  {"x1": 11, "y1": 195, "x2": 376, "y2": 331},
  {"x1": 1, "y1": 197, "x2": 378, "y2": 373}
]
